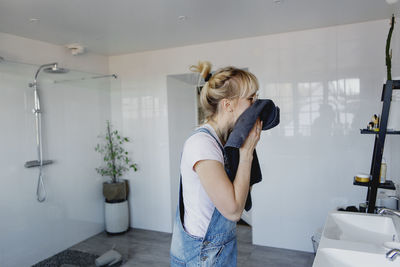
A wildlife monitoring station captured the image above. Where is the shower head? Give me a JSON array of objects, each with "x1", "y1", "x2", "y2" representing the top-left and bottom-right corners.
[
  {"x1": 31, "y1": 62, "x2": 69, "y2": 86},
  {"x1": 43, "y1": 63, "x2": 69, "y2": 74}
]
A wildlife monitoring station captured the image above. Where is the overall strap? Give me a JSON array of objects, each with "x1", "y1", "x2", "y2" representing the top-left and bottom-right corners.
[
  {"x1": 179, "y1": 126, "x2": 224, "y2": 224},
  {"x1": 193, "y1": 126, "x2": 232, "y2": 180},
  {"x1": 194, "y1": 127, "x2": 224, "y2": 155},
  {"x1": 199, "y1": 126, "x2": 236, "y2": 239}
]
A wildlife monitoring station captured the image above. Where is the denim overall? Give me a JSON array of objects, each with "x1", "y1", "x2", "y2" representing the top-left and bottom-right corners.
[{"x1": 170, "y1": 127, "x2": 237, "y2": 267}]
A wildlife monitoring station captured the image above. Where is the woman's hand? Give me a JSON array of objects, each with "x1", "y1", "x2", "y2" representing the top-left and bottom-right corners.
[{"x1": 239, "y1": 118, "x2": 263, "y2": 160}]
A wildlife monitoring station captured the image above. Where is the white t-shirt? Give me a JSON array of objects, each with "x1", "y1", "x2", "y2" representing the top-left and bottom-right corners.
[{"x1": 180, "y1": 124, "x2": 224, "y2": 238}]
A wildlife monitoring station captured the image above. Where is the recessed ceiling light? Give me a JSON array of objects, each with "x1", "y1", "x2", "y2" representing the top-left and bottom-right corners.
[
  {"x1": 29, "y1": 18, "x2": 40, "y2": 23},
  {"x1": 178, "y1": 16, "x2": 188, "y2": 21},
  {"x1": 273, "y1": 0, "x2": 283, "y2": 4},
  {"x1": 386, "y1": 0, "x2": 398, "y2": 4}
]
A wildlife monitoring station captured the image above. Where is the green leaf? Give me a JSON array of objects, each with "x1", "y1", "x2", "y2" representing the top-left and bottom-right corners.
[{"x1": 95, "y1": 121, "x2": 138, "y2": 178}]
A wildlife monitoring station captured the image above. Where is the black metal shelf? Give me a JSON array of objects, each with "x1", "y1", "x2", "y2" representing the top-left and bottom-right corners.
[
  {"x1": 353, "y1": 179, "x2": 396, "y2": 190},
  {"x1": 360, "y1": 129, "x2": 400, "y2": 135},
  {"x1": 358, "y1": 80, "x2": 400, "y2": 213}
]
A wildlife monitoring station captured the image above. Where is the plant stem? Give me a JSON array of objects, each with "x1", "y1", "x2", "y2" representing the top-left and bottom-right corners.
[
  {"x1": 107, "y1": 121, "x2": 117, "y2": 183},
  {"x1": 386, "y1": 14, "x2": 395, "y2": 81}
]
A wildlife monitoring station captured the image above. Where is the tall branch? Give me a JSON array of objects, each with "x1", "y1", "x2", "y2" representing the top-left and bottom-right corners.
[
  {"x1": 107, "y1": 121, "x2": 117, "y2": 182},
  {"x1": 386, "y1": 14, "x2": 395, "y2": 81}
]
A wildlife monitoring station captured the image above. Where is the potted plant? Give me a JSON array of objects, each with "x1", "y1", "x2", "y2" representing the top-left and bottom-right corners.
[{"x1": 95, "y1": 120, "x2": 138, "y2": 234}]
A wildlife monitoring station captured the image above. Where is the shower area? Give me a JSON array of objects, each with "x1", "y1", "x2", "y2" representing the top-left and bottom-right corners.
[{"x1": 0, "y1": 57, "x2": 117, "y2": 267}]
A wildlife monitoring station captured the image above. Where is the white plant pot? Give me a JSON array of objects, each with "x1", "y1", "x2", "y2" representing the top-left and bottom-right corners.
[{"x1": 104, "y1": 200, "x2": 129, "y2": 234}]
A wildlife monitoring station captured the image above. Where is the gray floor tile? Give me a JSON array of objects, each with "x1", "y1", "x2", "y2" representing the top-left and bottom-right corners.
[{"x1": 69, "y1": 224, "x2": 314, "y2": 267}]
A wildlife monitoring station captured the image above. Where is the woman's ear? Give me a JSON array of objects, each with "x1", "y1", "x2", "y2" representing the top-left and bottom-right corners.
[{"x1": 220, "y1": 99, "x2": 234, "y2": 113}]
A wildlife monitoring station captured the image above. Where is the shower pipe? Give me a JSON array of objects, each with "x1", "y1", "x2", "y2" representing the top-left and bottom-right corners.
[
  {"x1": 53, "y1": 74, "x2": 118, "y2": 83},
  {"x1": 27, "y1": 63, "x2": 69, "y2": 202}
]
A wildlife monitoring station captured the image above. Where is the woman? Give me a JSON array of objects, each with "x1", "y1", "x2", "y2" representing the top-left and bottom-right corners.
[{"x1": 170, "y1": 61, "x2": 262, "y2": 266}]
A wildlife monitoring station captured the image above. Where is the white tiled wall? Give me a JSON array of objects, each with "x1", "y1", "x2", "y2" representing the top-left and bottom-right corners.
[
  {"x1": 0, "y1": 40, "x2": 111, "y2": 266},
  {"x1": 109, "y1": 59, "x2": 172, "y2": 232},
  {"x1": 110, "y1": 19, "x2": 400, "y2": 252}
]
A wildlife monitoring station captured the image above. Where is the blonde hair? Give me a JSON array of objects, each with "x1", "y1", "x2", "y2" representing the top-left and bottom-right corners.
[{"x1": 190, "y1": 61, "x2": 259, "y2": 122}]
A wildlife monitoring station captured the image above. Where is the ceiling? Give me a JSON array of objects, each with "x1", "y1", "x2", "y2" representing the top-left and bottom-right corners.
[{"x1": 0, "y1": 0, "x2": 399, "y2": 56}]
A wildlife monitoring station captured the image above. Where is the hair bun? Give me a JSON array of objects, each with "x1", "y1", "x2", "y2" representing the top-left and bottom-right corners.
[{"x1": 190, "y1": 61, "x2": 212, "y2": 80}]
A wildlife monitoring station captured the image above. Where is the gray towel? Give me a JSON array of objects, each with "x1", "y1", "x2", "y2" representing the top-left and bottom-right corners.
[{"x1": 224, "y1": 99, "x2": 280, "y2": 211}]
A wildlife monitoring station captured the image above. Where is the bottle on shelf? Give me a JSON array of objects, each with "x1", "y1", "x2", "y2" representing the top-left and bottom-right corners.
[
  {"x1": 388, "y1": 90, "x2": 400, "y2": 130},
  {"x1": 380, "y1": 157, "x2": 387, "y2": 184}
]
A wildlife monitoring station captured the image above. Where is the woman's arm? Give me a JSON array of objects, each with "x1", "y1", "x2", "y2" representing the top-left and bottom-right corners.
[{"x1": 194, "y1": 119, "x2": 262, "y2": 221}]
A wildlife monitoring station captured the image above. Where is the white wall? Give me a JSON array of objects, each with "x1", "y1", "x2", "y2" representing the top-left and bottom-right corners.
[
  {"x1": 108, "y1": 56, "x2": 172, "y2": 232},
  {"x1": 109, "y1": 19, "x2": 400, "y2": 252},
  {"x1": 0, "y1": 34, "x2": 110, "y2": 266}
]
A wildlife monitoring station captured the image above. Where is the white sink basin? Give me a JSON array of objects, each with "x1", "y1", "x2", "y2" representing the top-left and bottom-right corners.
[
  {"x1": 323, "y1": 212, "x2": 398, "y2": 244},
  {"x1": 313, "y1": 248, "x2": 398, "y2": 267},
  {"x1": 313, "y1": 211, "x2": 400, "y2": 267}
]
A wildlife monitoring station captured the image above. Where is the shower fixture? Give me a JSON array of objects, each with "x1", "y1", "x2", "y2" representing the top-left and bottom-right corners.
[
  {"x1": 26, "y1": 62, "x2": 69, "y2": 202},
  {"x1": 0, "y1": 56, "x2": 4, "y2": 62},
  {"x1": 43, "y1": 64, "x2": 69, "y2": 74},
  {"x1": 53, "y1": 73, "x2": 118, "y2": 84}
]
